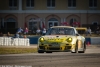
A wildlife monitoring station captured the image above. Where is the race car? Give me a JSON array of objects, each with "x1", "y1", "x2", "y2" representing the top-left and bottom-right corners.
[
  {"x1": 37, "y1": 26, "x2": 86, "y2": 53},
  {"x1": 76, "y1": 27, "x2": 87, "y2": 35}
]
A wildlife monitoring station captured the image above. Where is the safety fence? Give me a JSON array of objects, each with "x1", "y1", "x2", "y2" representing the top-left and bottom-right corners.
[{"x1": 0, "y1": 37, "x2": 30, "y2": 46}]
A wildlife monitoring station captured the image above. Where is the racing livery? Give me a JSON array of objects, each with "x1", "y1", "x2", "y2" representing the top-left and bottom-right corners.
[{"x1": 37, "y1": 26, "x2": 86, "y2": 53}]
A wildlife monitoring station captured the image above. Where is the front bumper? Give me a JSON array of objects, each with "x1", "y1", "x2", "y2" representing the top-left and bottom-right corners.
[{"x1": 38, "y1": 44, "x2": 75, "y2": 52}]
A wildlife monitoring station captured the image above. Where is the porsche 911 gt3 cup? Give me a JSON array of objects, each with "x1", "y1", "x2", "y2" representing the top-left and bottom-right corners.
[{"x1": 37, "y1": 26, "x2": 86, "y2": 53}]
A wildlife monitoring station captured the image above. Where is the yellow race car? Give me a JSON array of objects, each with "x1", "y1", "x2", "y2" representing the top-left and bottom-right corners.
[{"x1": 37, "y1": 26, "x2": 86, "y2": 53}]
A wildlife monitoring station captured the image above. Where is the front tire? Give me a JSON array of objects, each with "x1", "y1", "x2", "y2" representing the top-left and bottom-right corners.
[
  {"x1": 38, "y1": 50, "x2": 44, "y2": 53},
  {"x1": 71, "y1": 44, "x2": 78, "y2": 53},
  {"x1": 46, "y1": 51, "x2": 52, "y2": 53},
  {"x1": 78, "y1": 42, "x2": 86, "y2": 53}
]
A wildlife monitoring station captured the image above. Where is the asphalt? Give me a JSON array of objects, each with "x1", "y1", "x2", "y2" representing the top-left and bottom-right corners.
[{"x1": 0, "y1": 44, "x2": 100, "y2": 49}]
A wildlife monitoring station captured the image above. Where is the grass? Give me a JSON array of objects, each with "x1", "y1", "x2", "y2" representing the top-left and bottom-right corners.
[{"x1": 0, "y1": 47, "x2": 37, "y2": 54}]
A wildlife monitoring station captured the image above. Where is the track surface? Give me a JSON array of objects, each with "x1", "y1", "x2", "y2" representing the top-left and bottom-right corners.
[{"x1": 0, "y1": 45, "x2": 100, "y2": 67}]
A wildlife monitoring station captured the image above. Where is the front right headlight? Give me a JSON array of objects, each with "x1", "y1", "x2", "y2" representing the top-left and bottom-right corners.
[
  {"x1": 39, "y1": 37, "x2": 44, "y2": 42},
  {"x1": 66, "y1": 37, "x2": 72, "y2": 42}
]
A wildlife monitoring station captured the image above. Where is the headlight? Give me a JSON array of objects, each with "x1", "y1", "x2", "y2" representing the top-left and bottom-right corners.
[
  {"x1": 39, "y1": 37, "x2": 44, "y2": 42},
  {"x1": 66, "y1": 37, "x2": 72, "y2": 42}
]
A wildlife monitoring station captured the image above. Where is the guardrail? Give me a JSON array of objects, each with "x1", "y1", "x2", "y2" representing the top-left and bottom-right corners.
[{"x1": 0, "y1": 37, "x2": 30, "y2": 46}]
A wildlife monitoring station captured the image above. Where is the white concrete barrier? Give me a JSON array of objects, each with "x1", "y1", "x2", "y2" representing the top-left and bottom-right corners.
[
  {"x1": 0, "y1": 37, "x2": 4, "y2": 46},
  {"x1": 0, "y1": 37, "x2": 30, "y2": 46},
  {"x1": 12, "y1": 38, "x2": 30, "y2": 46},
  {"x1": 3, "y1": 37, "x2": 12, "y2": 46}
]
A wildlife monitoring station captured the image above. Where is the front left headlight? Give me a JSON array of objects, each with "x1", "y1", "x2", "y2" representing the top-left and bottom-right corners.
[
  {"x1": 66, "y1": 37, "x2": 72, "y2": 42},
  {"x1": 39, "y1": 37, "x2": 44, "y2": 42}
]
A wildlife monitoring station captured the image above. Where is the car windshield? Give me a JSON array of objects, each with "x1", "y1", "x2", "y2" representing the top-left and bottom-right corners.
[{"x1": 46, "y1": 27, "x2": 75, "y2": 35}]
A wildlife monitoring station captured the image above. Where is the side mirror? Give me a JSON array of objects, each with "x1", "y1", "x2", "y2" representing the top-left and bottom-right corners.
[{"x1": 76, "y1": 34, "x2": 79, "y2": 36}]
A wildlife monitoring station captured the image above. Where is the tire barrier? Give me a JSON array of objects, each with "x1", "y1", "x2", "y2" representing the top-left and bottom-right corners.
[{"x1": 0, "y1": 37, "x2": 30, "y2": 46}]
